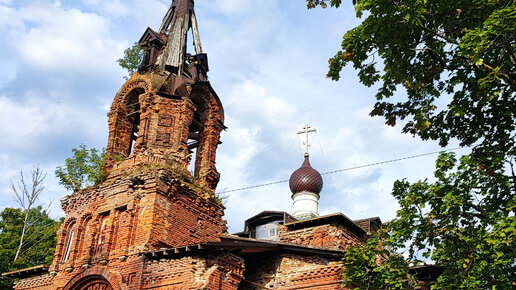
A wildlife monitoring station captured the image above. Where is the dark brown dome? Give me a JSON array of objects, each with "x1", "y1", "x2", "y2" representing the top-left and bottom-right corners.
[{"x1": 289, "y1": 155, "x2": 323, "y2": 195}]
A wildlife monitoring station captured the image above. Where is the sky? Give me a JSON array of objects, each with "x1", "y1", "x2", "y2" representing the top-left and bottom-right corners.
[{"x1": 0, "y1": 0, "x2": 470, "y2": 233}]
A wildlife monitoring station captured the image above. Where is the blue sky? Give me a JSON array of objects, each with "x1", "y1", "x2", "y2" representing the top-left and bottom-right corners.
[{"x1": 0, "y1": 0, "x2": 469, "y2": 233}]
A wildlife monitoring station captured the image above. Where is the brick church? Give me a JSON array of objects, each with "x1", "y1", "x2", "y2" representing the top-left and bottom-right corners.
[{"x1": 4, "y1": 0, "x2": 440, "y2": 289}]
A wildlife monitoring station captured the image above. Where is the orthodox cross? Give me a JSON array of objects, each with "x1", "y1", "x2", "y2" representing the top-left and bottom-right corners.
[{"x1": 297, "y1": 124, "x2": 317, "y2": 156}]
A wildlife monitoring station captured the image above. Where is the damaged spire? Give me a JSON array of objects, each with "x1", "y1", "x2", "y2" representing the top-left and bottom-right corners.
[
  {"x1": 157, "y1": 0, "x2": 204, "y2": 75},
  {"x1": 138, "y1": 0, "x2": 208, "y2": 81}
]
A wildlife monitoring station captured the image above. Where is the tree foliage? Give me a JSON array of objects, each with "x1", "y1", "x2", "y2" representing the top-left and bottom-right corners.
[
  {"x1": 343, "y1": 153, "x2": 515, "y2": 289},
  {"x1": 309, "y1": 0, "x2": 515, "y2": 159},
  {"x1": 342, "y1": 230, "x2": 416, "y2": 289},
  {"x1": 55, "y1": 144, "x2": 105, "y2": 192},
  {"x1": 117, "y1": 42, "x2": 144, "y2": 80},
  {"x1": 389, "y1": 152, "x2": 515, "y2": 288},
  {"x1": 307, "y1": 0, "x2": 516, "y2": 288},
  {"x1": 0, "y1": 207, "x2": 62, "y2": 288}
]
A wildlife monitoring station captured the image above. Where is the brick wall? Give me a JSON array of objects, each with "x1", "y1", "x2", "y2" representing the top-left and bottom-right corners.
[
  {"x1": 240, "y1": 253, "x2": 343, "y2": 289},
  {"x1": 142, "y1": 253, "x2": 244, "y2": 289},
  {"x1": 12, "y1": 273, "x2": 53, "y2": 290},
  {"x1": 12, "y1": 164, "x2": 226, "y2": 289},
  {"x1": 279, "y1": 222, "x2": 366, "y2": 250}
]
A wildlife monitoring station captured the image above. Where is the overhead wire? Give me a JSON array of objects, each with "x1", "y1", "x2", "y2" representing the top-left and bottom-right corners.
[{"x1": 216, "y1": 146, "x2": 465, "y2": 194}]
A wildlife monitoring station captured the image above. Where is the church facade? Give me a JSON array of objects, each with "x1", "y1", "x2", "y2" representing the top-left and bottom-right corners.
[{"x1": 3, "y1": 1, "x2": 439, "y2": 289}]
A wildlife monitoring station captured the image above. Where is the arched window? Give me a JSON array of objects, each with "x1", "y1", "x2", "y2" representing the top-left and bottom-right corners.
[
  {"x1": 61, "y1": 220, "x2": 76, "y2": 262},
  {"x1": 187, "y1": 97, "x2": 207, "y2": 176},
  {"x1": 96, "y1": 215, "x2": 110, "y2": 254},
  {"x1": 124, "y1": 89, "x2": 143, "y2": 156},
  {"x1": 63, "y1": 229, "x2": 74, "y2": 262}
]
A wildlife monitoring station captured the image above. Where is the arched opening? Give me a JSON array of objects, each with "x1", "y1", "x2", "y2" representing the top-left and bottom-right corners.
[
  {"x1": 61, "y1": 219, "x2": 76, "y2": 262},
  {"x1": 124, "y1": 89, "x2": 143, "y2": 156},
  {"x1": 187, "y1": 97, "x2": 207, "y2": 176},
  {"x1": 96, "y1": 214, "x2": 110, "y2": 255},
  {"x1": 63, "y1": 229, "x2": 74, "y2": 262},
  {"x1": 67, "y1": 275, "x2": 113, "y2": 290},
  {"x1": 77, "y1": 214, "x2": 93, "y2": 261}
]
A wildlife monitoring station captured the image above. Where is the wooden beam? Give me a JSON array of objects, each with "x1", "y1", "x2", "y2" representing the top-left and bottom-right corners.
[{"x1": 126, "y1": 110, "x2": 140, "y2": 118}]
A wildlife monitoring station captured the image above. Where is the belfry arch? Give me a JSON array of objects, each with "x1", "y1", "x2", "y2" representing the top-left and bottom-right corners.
[
  {"x1": 124, "y1": 88, "x2": 143, "y2": 156},
  {"x1": 186, "y1": 91, "x2": 208, "y2": 176},
  {"x1": 106, "y1": 80, "x2": 149, "y2": 159}
]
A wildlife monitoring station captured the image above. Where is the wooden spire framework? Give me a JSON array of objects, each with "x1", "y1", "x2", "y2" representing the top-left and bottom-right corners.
[{"x1": 157, "y1": 0, "x2": 204, "y2": 75}]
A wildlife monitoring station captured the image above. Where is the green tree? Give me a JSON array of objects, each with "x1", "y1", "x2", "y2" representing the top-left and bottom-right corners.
[
  {"x1": 55, "y1": 145, "x2": 106, "y2": 192},
  {"x1": 0, "y1": 207, "x2": 62, "y2": 289},
  {"x1": 342, "y1": 153, "x2": 515, "y2": 289},
  {"x1": 117, "y1": 42, "x2": 144, "y2": 80},
  {"x1": 307, "y1": 0, "x2": 516, "y2": 288},
  {"x1": 342, "y1": 229, "x2": 416, "y2": 289},
  {"x1": 308, "y1": 0, "x2": 515, "y2": 158}
]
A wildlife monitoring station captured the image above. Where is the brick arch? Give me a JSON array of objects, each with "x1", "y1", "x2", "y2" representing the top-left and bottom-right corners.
[
  {"x1": 66, "y1": 275, "x2": 112, "y2": 290},
  {"x1": 186, "y1": 83, "x2": 225, "y2": 190},
  {"x1": 111, "y1": 74, "x2": 152, "y2": 108},
  {"x1": 63, "y1": 266, "x2": 127, "y2": 290},
  {"x1": 79, "y1": 212, "x2": 93, "y2": 227},
  {"x1": 57, "y1": 217, "x2": 77, "y2": 262},
  {"x1": 189, "y1": 82, "x2": 224, "y2": 123},
  {"x1": 75, "y1": 212, "x2": 94, "y2": 262},
  {"x1": 63, "y1": 217, "x2": 77, "y2": 229},
  {"x1": 107, "y1": 75, "x2": 153, "y2": 158}
]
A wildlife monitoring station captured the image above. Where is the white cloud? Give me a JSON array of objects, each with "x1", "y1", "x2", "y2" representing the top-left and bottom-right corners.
[
  {"x1": 0, "y1": 95, "x2": 107, "y2": 154},
  {"x1": 225, "y1": 81, "x2": 297, "y2": 123},
  {"x1": 211, "y1": 0, "x2": 268, "y2": 15},
  {"x1": 6, "y1": 3, "x2": 124, "y2": 75}
]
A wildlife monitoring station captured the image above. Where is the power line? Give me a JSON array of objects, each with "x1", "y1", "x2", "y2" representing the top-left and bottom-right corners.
[{"x1": 216, "y1": 147, "x2": 464, "y2": 194}]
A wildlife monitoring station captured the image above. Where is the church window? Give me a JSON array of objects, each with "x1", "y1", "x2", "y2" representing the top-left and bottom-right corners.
[
  {"x1": 96, "y1": 215, "x2": 110, "y2": 254},
  {"x1": 63, "y1": 229, "x2": 74, "y2": 262},
  {"x1": 254, "y1": 221, "x2": 281, "y2": 241}
]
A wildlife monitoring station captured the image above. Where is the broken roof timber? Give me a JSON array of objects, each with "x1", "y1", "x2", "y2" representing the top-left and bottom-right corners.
[
  {"x1": 143, "y1": 236, "x2": 344, "y2": 260},
  {"x1": 2, "y1": 264, "x2": 50, "y2": 279}
]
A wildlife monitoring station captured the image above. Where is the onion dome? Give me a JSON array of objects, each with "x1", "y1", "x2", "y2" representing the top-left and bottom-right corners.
[{"x1": 289, "y1": 154, "x2": 323, "y2": 195}]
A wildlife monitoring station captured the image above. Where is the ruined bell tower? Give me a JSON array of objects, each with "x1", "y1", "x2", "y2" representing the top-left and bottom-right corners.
[
  {"x1": 7, "y1": 1, "x2": 239, "y2": 289},
  {"x1": 105, "y1": 0, "x2": 225, "y2": 191}
]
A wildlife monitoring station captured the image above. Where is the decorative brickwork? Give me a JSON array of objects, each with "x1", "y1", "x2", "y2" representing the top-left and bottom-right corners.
[
  {"x1": 9, "y1": 1, "x2": 231, "y2": 287},
  {"x1": 11, "y1": 273, "x2": 53, "y2": 290}
]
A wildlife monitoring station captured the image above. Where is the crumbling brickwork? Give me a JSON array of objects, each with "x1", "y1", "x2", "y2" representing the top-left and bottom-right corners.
[
  {"x1": 279, "y1": 222, "x2": 366, "y2": 250},
  {"x1": 11, "y1": 40, "x2": 229, "y2": 288},
  {"x1": 105, "y1": 73, "x2": 225, "y2": 193},
  {"x1": 17, "y1": 163, "x2": 227, "y2": 289},
  {"x1": 241, "y1": 253, "x2": 343, "y2": 289},
  {"x1": 143, "y1": 253, "x2": 244, "y2": 289}
]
